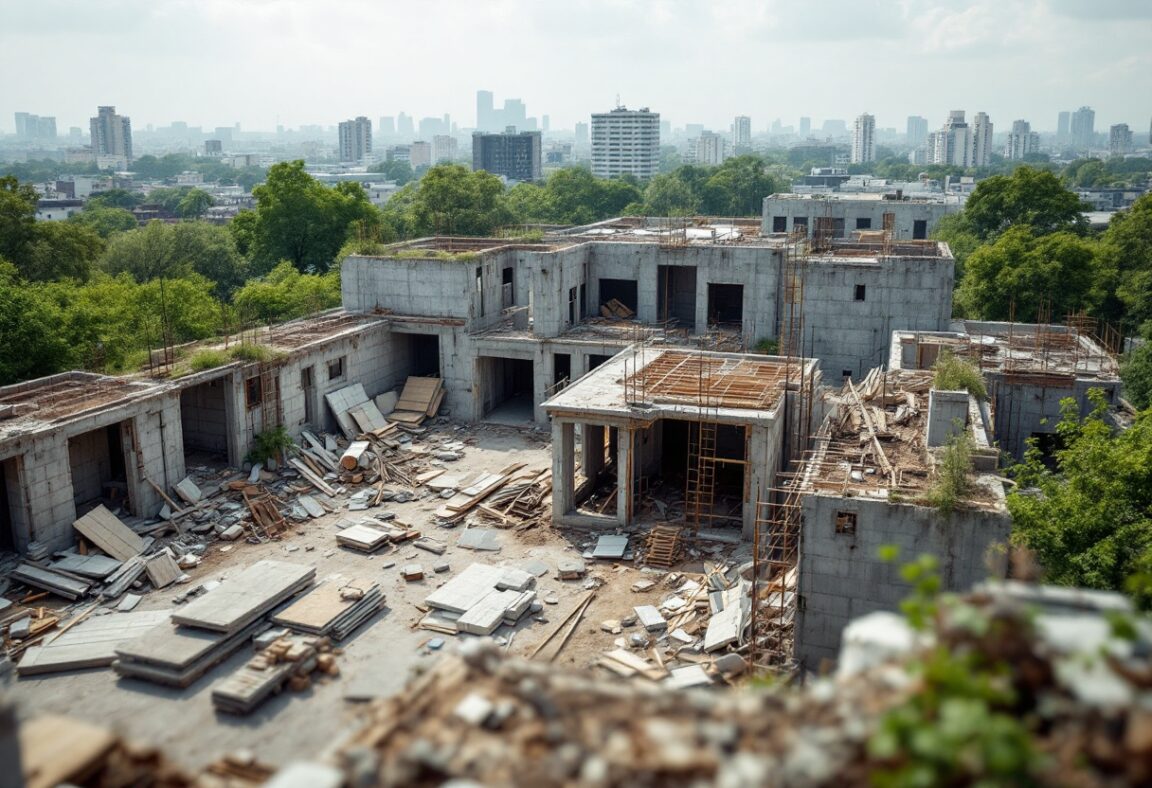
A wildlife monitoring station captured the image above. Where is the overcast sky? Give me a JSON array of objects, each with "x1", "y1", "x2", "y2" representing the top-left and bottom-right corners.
[{"x1": 2, "y1": 0, "x2": 1150, "y2": 135}]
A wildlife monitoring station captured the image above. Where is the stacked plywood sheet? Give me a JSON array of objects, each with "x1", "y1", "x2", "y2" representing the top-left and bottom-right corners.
[
  {"x1": 211, "y1": 634, "x2": 340, "y2": 715},
  {"x1": 11, "y1": 564, "x2": 91, "y2": 600},
  {"x1": 336, "y1": 524, "x2": 392, "y2": 553},
  {"x1": 387, "y1": 377, "x2": 443, "y2": 426},
  {"x1": 171, "y1": 560, "x2": 315, "y2": 633},
  {"x1": 271, "y1": 577, "x2": 383, "y2": 640},
  {"x1": 17, "y1": 610, "x2": 170, "y2": 676},
  {"x1": 113, "y1": 618, "x2": 266, "y2": 687}
]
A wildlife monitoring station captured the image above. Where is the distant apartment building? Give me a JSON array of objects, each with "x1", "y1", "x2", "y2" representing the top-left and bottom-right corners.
[
  {"x1": 204, "y1": 139, "x2": 224, "y2": 156},
  {"x1": 1057, "y1": 111, "x2": 1071, "y2": 145},
  {"x1": 385, "y1": 145, "x2": 411, "y2": 164},
  {"x1": 591, "y1": 106, "x2": 660, "y2": 180},
  {"x1": 433, "y1": 135, "x2": 458, "y2": 163},
  {"x1": 929, "y1": 111, "x2": 969, "y2": 167},
  {"x1": 1109, "y1": 123, "x2": 1133, "y2": 156},
  {"x1": 409, "y1": 141, "x2": 432, "y2": 169},
  {"x1": 971, "y1": 112, "x2": 993, "y2": 167},
  {"x1": 763, "y1": 192, "x2": 962, "y2": 242},
  {"x1": 574, "y1": 122, "x2": 589, "y2": 148},
  {"x1": 89, "y1": 105, "x2": 133, "y2": 164},
  {"x1": 1005, "y1": 120, "x2": 1039, "y2": 160},
  {"x1": 691, "y1": 131, "x2": 729, "y2": 166},
  {"x1": 1071, "y1": 106, "x2": 1095, "y2": 151},
  {"x1": 14, "y1": 112, "x2": 57, "y2": 141},
  {"x1": 338, "y1": 116, "x2": 373, "y2": 163},
  {"x1": 851, "y1": 113, "x2": 876, "y2": 164},
  {"x1": 732, "y1": 115, "x2": 752, "y2": 150},
  {"x1": 799, "y1": 116, "x2": 812, "y2": 136},
  {"x1": 906, "y1": 116, "x2": 928, "y2": 148},
  {"x1": 379, "y1": 116, "x2": 396, "y2": 137},
  {"x1": 472, "y1": 129, "x2": 542, "y2": 182}
]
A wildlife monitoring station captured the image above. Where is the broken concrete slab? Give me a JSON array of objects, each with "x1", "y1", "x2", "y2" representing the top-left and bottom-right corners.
[
  {"x1": 634, "y1": 605, "x2": 667, "y2": 632},
  {"x1": 557, "y1": 559, "x2": 587, "y2": 580},
  {"x1": 458, "y1": 528, "x2": 502, "y2": 552},
  {"x1": 592, "y1": 534, "x2": 630, "y2": 560}
]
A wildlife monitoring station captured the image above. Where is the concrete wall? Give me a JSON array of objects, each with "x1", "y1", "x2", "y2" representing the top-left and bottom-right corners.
[
  {"x1": 988, "y1": 376, "x2": 1122, "y2": 460},
  {"x1": 762, "y1": 196, "x2": 960, "y2": 239},
  {"x1": 341, "y1": 255, "x2": 477, "y2": 320},
  {"x1": 180, "y1": 379, "x2": 229, "y2": 455},
  {"x1": 796, "y1": 491, "x2": 1011, "y2": 668}
]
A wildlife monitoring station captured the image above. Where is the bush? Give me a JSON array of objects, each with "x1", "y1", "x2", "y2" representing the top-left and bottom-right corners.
[
  {"x1": 754, "y1": 337, "x2": 780, "y2": 355},
  {"x1": 229, "y1": 343, "x2": 278, "y2": 363},
  {"x1": 933, "y1": 350, "x2": 987, "y2": 399},
  {"x1": 188, "y1": 348, "x2": 229, "y2": 372},
  {"x1": 246, "y1": 426, "x2": 294, "y2": 465},
  {"x1": 925, "y1": 427, "x2": 973, "y2": 514}
]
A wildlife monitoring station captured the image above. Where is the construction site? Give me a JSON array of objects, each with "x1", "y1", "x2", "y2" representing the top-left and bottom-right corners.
[{"x1": 0, "y1": 208, "x2": 1135, "y2": 785}]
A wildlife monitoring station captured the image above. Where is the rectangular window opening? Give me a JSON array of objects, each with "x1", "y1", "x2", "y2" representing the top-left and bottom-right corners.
[
  {"x1": 855, "y1": 217, "x2": 872, "y2": 230},
  {"x1": 327, "y1": 356, "x2": 345, "y2": 381},
  {"x1": 245, "y1": 376, "x2": 262, "y2": 410},
  {"x1": 835, "y1": 511, "x2": 858, "y2": 535},
  {"x1": 854, "y1": 284, "x2": 866, "y2": 301}
]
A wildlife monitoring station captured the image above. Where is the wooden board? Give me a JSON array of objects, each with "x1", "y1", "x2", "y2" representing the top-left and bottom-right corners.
[
  {"x1": 347, "y1": 401, "x2": 388, "y2": 434},
  {"x1": 17, "y1": 610, "x2": 170, "y2": 675},
  {"x1": 11, "y1": 563, "x2": 91, "y2": 600},
  {"x1": 324, "y1": 383, "x2": 370, "y2": 439},
  {"x1": 72, "y1": 505, "x2": 144, "y2": 561},
  {"x1": 49, "y1": 553, "x2": 122, "y2": 579},
  {"x1": 171, "y1": 560, "x2": 315, "y2": 634},
  {"x1": 271, "y1": 578, "x2": 375, "y2": 632},
  {"x1": 19, "y1": 715, "x2": 117, "y2": 788},
  {"x1": 394, "y1": 376, "x2": 442, "y2": 413},
  {"x1": 144, "y1": 551, "x2": 181, "y2": 589}
]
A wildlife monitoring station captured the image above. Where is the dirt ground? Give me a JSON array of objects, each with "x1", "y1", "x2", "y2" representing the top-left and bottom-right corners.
[{"x1": 3, "y1": 421, "x2": 719, "y2": 771}]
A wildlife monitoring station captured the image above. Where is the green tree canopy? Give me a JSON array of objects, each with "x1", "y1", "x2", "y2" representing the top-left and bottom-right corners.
[
  {"x1": 0, "y1": 260, "x2": 71, "y2": 384},
  {"x1": 0, "y1": 175, "x2": 39, "y2": 264},
  {"x1": 956, "y1": 227, "x2": 1098, "y2": 322},
  {"x1": 69, "y1": 205, "x2": 139, "y2": 238},
  {"x1": 964, "y1": 166, "x2": 1088, "y2": 240},
  {"x1": 1097, "y1": 194, "x2": 1152, "y2": 334},
  {"x1": 1009, "y1": 395, "x2": 1152, "y2": 605},
  {"x1": 382, "y1": 164, "x2": 514, "y2": 237},
  {"x1": 232, "y1": 261, "x2": 341, "y2": 323},
  {"x1": 101, "y1": 221, "x2": 248, "y2": 298},
  {"x1": 248, "y1": 161, "x2": 377, "y2": 273},
  {"x1": 21, "y1": 221, "x2": 104, "y2": 282},
  {"x1": 1122, "y1": 343, "x2": 1152, "y2": 410},
  {"x1": 369, "y1": 159, "x2": 415, "y2": 186},
  {"x1": 87, "y1": 189, "x2": 144, "y2": 210},
  {"x1": 699, "y1": 156, "x2": 780, "y2": 216},
  {"x1": 177, "y1": 188, "x2": 215, "y2": 219}
]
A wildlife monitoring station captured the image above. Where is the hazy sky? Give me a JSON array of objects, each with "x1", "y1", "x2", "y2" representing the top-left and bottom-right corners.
[{"x1": 3, "y1": 0, "x2": 1150, "y2": 134}]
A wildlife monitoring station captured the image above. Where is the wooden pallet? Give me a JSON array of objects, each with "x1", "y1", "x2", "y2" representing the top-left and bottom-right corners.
[{"x1": 643, "y1": 525, "x2": 683, "y2": 568}]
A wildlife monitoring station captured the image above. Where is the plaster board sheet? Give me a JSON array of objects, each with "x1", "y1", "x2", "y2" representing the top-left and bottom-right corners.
[
  {"x1": 297, "y1": 495, "x2": 326, "y2": 519},
  {"x1": 457, "y1": 589, "x2": 518, "y2": 635},
  {"x1": 458, "y1": 528, "x2": 502, "y2": 552},
  {"x1": 17, "y1": 610, "x2": 171, "y2": 675},
  {"x1": 634, "y1": 605, "x2": 667, "y2": 632},
  {"x1": 171, "y1": 560, "x2": 315, "y2": 633},
  {"x1": 664, "y1": 664, "x2": 713, "y2": 690},
  {"x1": 592, "y1": 535, "x2": 629, "y2": 560},
  {"x1": 50, "y1": 553, "x2": 122, "y2": 579},
  {"x1": 347, "y1": 401, "x2": 388, "y2": 434},
  {"x1": 325, "y1": 384, "x2": 370, "y2": 439},
  {"x1": 424, "y1": 563, "x2": 504, "y2": 613}
]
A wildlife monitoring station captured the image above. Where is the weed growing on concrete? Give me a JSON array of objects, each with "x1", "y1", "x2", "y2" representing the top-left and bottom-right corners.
[
  {"x1": 246, "y1": 426, "x2": 294, "y2": 466},
  {"x1": 933, "y1": 350, "x2": 987, "y2": 399},
  {"x1": 188, "y1": 349, "x2": 229, "y2": 372},
  {"x1": 926, "y1": 429, "x2": 973, "y2": 515}
]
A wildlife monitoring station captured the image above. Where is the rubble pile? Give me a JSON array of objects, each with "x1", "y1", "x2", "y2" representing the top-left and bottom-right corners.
[{"x1": 338, "y1": 587, "x2": 1152, "y2": 786}]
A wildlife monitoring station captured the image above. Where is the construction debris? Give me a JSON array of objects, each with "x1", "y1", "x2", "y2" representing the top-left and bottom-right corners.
[
  {"x1": 271, "y1": 578, "x2": 383, "y2": 640},
  {"x1": 211, "y1": 634, "x2": 341, "y2": 715}
]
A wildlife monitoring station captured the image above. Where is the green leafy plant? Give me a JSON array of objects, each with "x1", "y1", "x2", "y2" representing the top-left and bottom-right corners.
[
  {"x1": 229, "y1": 342, "x2": 279, "y2": 363},
  {"x1": 925, "y1": 426, "x2": 973, "y2": 515},
  {"x1": 932, "y1": 350, "x2": 987, "y2": 399},
  {"x1": 245, "y1": 425, "x2": 294, "y2": 466},
  {"x1": 753, "y1": 337, "x2": 780, "y2": 355}
]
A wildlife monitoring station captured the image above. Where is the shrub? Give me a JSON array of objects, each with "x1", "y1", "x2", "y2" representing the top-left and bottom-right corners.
[
  {"x1": 933, "y1": 350, "x2": 987, "y2": 399},
  {"x1": 754, "y1": 337, "x2": 780, "y2": 355},
  {"x1": 246, "y1": 425, "x2": 294, "y2": 465},
  {"x1": 229, "y1": 343, "x2": 277, "y2": 363},
  {"x1": 188, "y1": 348, "x2": 229, "y2": 372},
  {"x1": 925, "y1": 427, "x2": 973, "y2": 514}
]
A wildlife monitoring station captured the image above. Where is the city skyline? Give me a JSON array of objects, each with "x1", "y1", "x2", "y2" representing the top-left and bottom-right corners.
[{"x1": 2, "y1": 0, "x2": 1150, "y2": 134}]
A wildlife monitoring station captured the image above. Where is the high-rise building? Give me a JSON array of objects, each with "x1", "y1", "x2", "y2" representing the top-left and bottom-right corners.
[
  {"x1": 379, "y1": 116, "x2": 396, "y2": 136},
  {"x1": 971, "y1": 112, "x2": 993, "y2": 167},
  {"x1": 397, "y1": 113, "x2": 414, "y2": 138},
  {"x1": 1109, "y1": 123, "x2": 1133, "y2": 156},
  {"x1": 1056, "y1": 111, "x2": 1071, "y2": 144},
  {"x1": 432, "y1": 134, "x2": 458, "y2": 163},
  {"x1": 906, "y1": 116, "x2": 928, "y2": 148},
  {"x1": 732, "y1": 115, "x2": 752, "y2": 149},
  {"x1": 574, "y1": 122, "x2": 589, "y2": 147},
  {"x1": 851, "y1": 113, "x2": 876, "y2": 164},
  {"x1": 1071, "y1": 106, "x2": 1095, "y2": 151},
  {"x1": 799, "y1": 116, "x2": 812, "y2": 136},
  {"x1": 409, "y1": 141, "x2": 432, "y2": 169},
  {"x1": 472, "y1": 129, "x2": 542, "y2": 182},
  {"x1": 89, "y1": 106, "x2": 133, "y2": 163},
  {"x1": 930, "y1": 110, "x2": 971, "y2": 167},
  {"x1": 338, "y1": 116, "x2": 373, "y2": 163},
  {"x1": 14, "y1": 112, "x2": 56, "y2": 141},
  {"x1": 476, "y1": 90, "x2": 494, "y2": 130},
  {"x1": 590, "y1": 105, "x2": 660, "y2": 180},
  {"x1": 1005, "y1": 120, "x2": 1039, "y2": 160},
  {"x1": 692, "y1": 131, "x2": 729, "y2": 166}
]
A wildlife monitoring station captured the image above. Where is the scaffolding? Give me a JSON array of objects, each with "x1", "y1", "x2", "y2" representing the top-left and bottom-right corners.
[{"x1": 684, "y1": 349, "x2": 719, "y2": 532}]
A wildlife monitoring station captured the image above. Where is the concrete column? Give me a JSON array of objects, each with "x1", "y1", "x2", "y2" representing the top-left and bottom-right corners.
[
  {"x1": 617, "y1": 427, "x2": 633, "y2": 525},
  {"x1": 583, "y1": 424, "x2": 605, "y2": 483},
  {"x1": 552, "y1": 420, "x2": 575, "y2": 516}
]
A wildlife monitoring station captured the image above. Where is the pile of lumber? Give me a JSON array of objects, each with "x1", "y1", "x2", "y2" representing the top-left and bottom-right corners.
[
  {"x1": 599, "y1": 298, "x2": 635, "y2": 319},
  {"x1": 241, "y1": 485, "x2": 287, "y2": 538},
  {"x1": 475, "y1": 469, "x2": 552, "y2": 530},
  {"x1": 386, "y1": 376, "x2": 444, "y2": 426},
  {"x1": 272, "y1": 577, "x2": 383, "y2": 640},
  {"x1": 336, "y1": 519, "x2": 418, "y2": 553},
  {"x1": 433, "y1": 463, "x2": 527, "y2": 526},
  {"x1": 212, "y1": 634, "x2": 340, "y2": 715},
  {"x1": 419, "y1": 563, "x2": 537, "y2": 637}
]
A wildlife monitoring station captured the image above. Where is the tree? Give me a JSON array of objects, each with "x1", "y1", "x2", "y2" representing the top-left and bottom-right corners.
[
  {"x1": 699, "y1": 156, "x2": 780, "y2": 216},
  {"x1": 1122, "y1": 343, "x2": 1152, "y2": 410},
  {"x1": 145, "y1": 186, "x2": 191, "y2": 214},
  {"x1": 86, "y1": 189, "x2": 144, "y2": 210},
  {"x1": 101, "y1": 221, "x2": 248, "y2": 298},
  {"x1": 932, "y1": 213, "x2": 981, "y2": 281},
  {"x1": 956, "y1": 227, "x2": 1099, "y2": 322},
  {"x1": 964, "y1": 166, "x2": 1088, "y2": 240},
  {"x1": 0, "y1": 175, "x2": 38, "y2": 265},
  {"x1": 1097, "y1": 194, "x2": 1152, "y2": 333},
  {"x1": 369, "y1": 159, "x2": 415, "y2": 186},
  {"x1": 643, "y1": 173, "x2": 698, "y2": 215},
  {"x1": 0, "y1": 260, "x2": 72, "y2": 384},
  {"x1": 232, "y1": 261, "x2": 341, "y2": 323},
  {"x1": 386, "y1": 164, "x2": 515, "y2": 237},
  {"x1": 69, "y1": 205, "x2": 139, "y2": 238},
  {"x1": 1009, "y1": 395, "x2": 1152, "y2": 604},
  {"x1": 177, "y1": 188, "x2": 215, "y2": 219},
  {"x1": 21, "y1": 221, "x2": 104, "y2": 281},
  {"x1": 249, "y1": 161, "x2": 378, "y2": 273}
]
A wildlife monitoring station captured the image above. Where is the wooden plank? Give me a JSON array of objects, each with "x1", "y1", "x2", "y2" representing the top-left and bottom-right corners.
[
  {"x1": 171, "y1": 560, "x2": 315, "y2": 634},
  {"x1": 144, "y1": 551, "x2": 181, "y2": 589},
  {"x1": 72, "y1": 505, "x2": 144, "y2": 561},
  {"x1": 347, "y1": 401, "x2": 388, "y2": 434},
  {"x1": 49, "y1": 553, "x2": 121, "y2": 579},
  {"x1": 19, "y1": 715, "x2": 117, "y2": 788},
  {"x1": 18, "y1": 610, "x2": 170, "y2": 675},
  {"x1": 288, "y1": 458, "x2": 337, "y2": 497},
  {"x1": 11, "y1": 564, "x2": 91, "y2": 600},
  {"x1": 394, "y1": 377, "x2": 442, "y2": 413},
  {"x1": 271, "y1": 578, "x2": 375, "y2": 632}
]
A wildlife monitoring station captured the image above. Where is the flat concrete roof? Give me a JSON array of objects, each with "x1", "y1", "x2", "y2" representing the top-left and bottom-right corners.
[
  {"x1": 0, "y1": 372, "x2": 169, "y2": 440},
  {"x1": 766, "y1": 192, "x2": 963, "y2": 205},
  {"x1": 544, "y1": 345, "x2": 812, "y2": 425}
]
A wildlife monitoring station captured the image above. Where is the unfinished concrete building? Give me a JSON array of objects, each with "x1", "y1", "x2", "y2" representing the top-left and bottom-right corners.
[
  {"x1": 763, "y1": 192, "x2": 961, "y2": 240},
  {"x1": 891, "y1": 319, "x2": 1123, "y2": 460},
  {"x1": 784, "y1": 368, "x2": 1011, "y2": 669},
  {"x1": 340, "y1": 218, "x2": 955, "y2": 423},
  {"x1": 542, "y1": 345, "x2": 820, "y2": 538}
]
